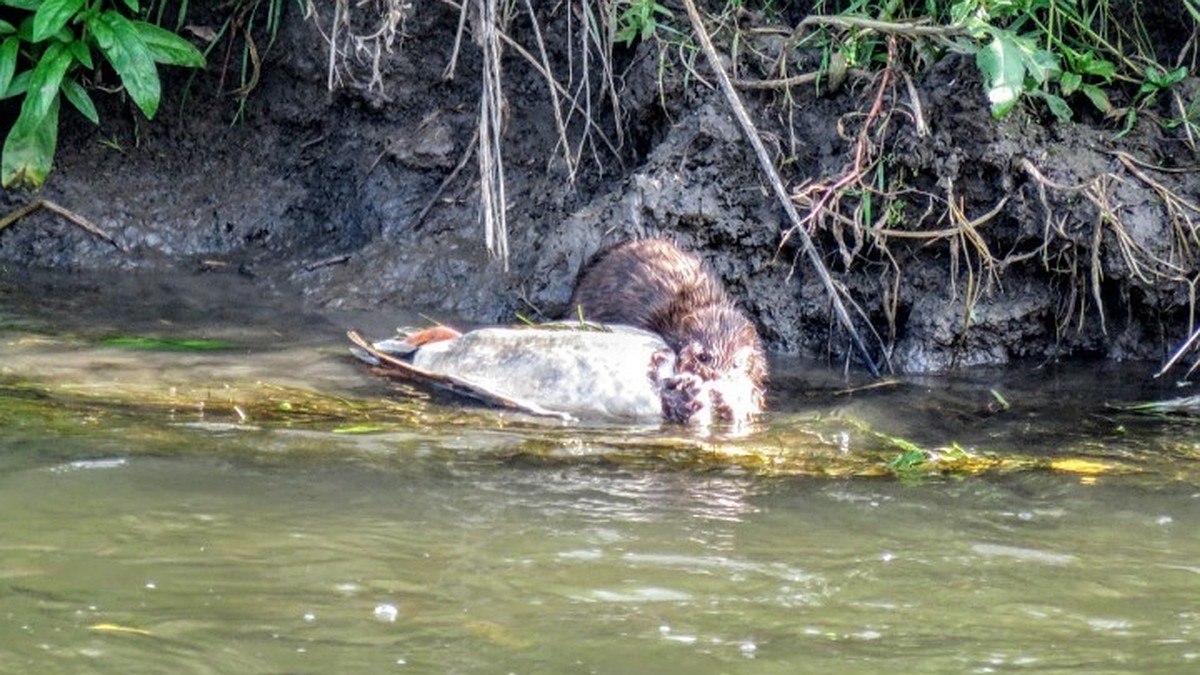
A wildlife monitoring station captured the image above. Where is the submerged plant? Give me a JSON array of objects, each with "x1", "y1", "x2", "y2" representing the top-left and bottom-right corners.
[{"x1": 0, "y1": 0, "x2": 205, "y2": 189}]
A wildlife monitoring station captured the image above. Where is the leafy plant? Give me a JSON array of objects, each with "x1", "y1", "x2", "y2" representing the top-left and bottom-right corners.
[
  {"x1": 0, "y1": 0, "x2": 205, "y2": 189},
  {"x1": 611, "y1": 0, "x2": 673, "y2": 46},
  {"x1": 952, "y1": 0, "x2": 1191, "y2": 122},
  {"x1": 788, "y1": 1, "x2": 1193, "y2": 125}
]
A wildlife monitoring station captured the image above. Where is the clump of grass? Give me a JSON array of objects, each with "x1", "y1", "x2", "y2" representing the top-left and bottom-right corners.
[{"x1": 152, "y1": 0, "x2": 298, "y2": 123}]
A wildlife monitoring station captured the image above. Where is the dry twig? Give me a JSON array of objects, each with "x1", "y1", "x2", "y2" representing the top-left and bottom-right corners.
[
  {"x1": 476, "y1": 0, "x2": 509, "y2": 267},
  {"x1": 0, "y1": 199, "x2": 120, "y2": 249}
]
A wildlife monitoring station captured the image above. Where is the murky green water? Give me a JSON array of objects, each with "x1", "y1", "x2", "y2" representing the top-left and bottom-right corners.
[{"x1": 3, "y1": 270, "x2": 1200, "y2": 673}]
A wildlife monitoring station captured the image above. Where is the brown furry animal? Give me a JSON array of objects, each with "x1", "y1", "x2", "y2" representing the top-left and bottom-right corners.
[{"x1": 568, "y1": 239, "x2": 767, "y2": 424}]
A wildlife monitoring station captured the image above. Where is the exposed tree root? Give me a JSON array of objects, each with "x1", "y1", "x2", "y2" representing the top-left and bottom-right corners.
[
  {"x1": 475, "y1": 0, "x2": 509, "y2": 267},
  {"x1": 680, "y1": 0, "x2": 884, "y2": 379},
  {"x1": 318, "y1": 0, "x2": 632, "y2": 266},
  {"x1": 1021, "y1": 156, "x2": 1199, "y2": 343}
]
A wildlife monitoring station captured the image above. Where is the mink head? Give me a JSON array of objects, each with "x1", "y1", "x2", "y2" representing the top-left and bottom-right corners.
[{"x1": 654, "y1": 301, "x2": 767, "y2": 424}]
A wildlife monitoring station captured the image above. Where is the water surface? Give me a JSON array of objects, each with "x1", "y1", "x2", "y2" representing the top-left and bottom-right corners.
[{"x1": 2, "y1": 270, "x2": 1199, "y2": 673}]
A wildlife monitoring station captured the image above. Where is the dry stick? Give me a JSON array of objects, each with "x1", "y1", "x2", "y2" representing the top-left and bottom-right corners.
[
  {"x1": 413, "y1": 128, "x2": 480, "y2": 230},
  {"x1": 1156, "y1": 325, "x2": 1200, "y2": 377},
  {"x1": 0, "y1": 199, "x2": 119, "y2": 248},
  {"x1": 732, "y1": 70, "x2": 822, "y2": 90},
  {"x1": 437, "y1": 0, "x2": 622, "y2": 164},
  {"x1": 442, "y1": 0, "x2": 469, "y2": 79},
  {"x1": 733, "y1": 58, "x2": 867, "y2": 92},
  {"x1": 519, "y1": 0, "x2": 575, "y2": 180},
  {"x1": 874, "y1": 195, "x2": 1008, "y2": 239},
  {"x1": 594, "y1": 6, "x2": 624, "y2": 151},
  {"x1": 1113, "y1": 152, "x2": 1200, "y2": 254},
  {"x1": 575, "y1": 2, "x2": 601, "y2": 172},
  {"x1": 679, "y1": 0, "x2": 882, "y2": 378},
  {"x1": 771, "y1": 15, "x2": 967, "y2": 81},
  {"x1": 797, "y1": 14, "x2": 968, "y2": 37},
  {"x1": 229, "y1": 28, "x2": 261, "y2": 98},
  {"x1": 477, "y1": 0, "x2": 509, "y2": 267},
  {"x1": 326, "y1": 0, "x2": 344, "y2": 90}
]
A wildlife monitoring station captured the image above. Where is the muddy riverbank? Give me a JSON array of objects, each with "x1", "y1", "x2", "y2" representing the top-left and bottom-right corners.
[{"x1": 1, "y1": 1, "x2": 1197, "y2": 374}]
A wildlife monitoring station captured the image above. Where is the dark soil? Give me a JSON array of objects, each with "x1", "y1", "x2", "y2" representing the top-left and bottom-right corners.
[{"x1": 2, "y1": 1, "x2": 1199, "y2": 374}]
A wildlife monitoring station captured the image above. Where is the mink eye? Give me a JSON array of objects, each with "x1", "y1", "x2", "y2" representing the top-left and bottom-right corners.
[{"x1": 695, "y1": 351, "x2": 714, "y2": 365}]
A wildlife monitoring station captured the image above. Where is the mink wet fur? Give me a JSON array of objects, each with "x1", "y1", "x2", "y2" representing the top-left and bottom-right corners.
[{"x1": 567, "y1": 238, "x2": 767, "y2": 422}]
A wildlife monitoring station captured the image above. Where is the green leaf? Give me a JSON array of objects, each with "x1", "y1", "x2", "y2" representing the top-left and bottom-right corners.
[
  {"x1": 121, "y1": 0, "x2": 138, "y2": 11},
  {"x1": 16, "y1": 15, "x2": 34, "y2": 41},
  {"x1": 67, "y1": 38, "x2": 92, "y2": 69},
  {"x1": 131, "y1": 20, "x2": 205, "y2": 67},
  {"x1": 1060, "y1": 70, "x2": 1081, "y2": 96},
  {"x1": 1143, "y1": 65, "x2": 1187, "y2": 92},
  {"x1": 88, "y1": 10, "x2": 161, "y2": 118},
  {"x1": 23, "y1": 41, "x2": 73, "y2": 124},
  {"x1": 2, "y1": 94, "x2": 60, "y2": 189},
  {"x1": 0, "y1": 37, "x2": 18, "y2": 98},
  {"x1": 32, "y1": 0, "x2": 85, "y2": 43},
  {"x1": 3, "y1": 70, "x2": 31, "y2": 99},
  {"x1": 1165, "y1": 66, "x2": 1188, "y2": 87},
  {"x1": 1031, "y1": 90, "x2": 1072, "y2": 123},
  {"x1": 0, "y1": 19, "x2": 16, "y2": 35},
  {"x1": 1080, "y1": 83, "x2": 1113, "y2": 115},
  {"x1": 1114, "y1": 108, "x2": 1137, "y2": 139},
  {"x1": 1021, "y1": 46, "x2": 1059, "y2": 86},
  {"x1": 61, "y1": 77, "x2": 98, "y2": 124},
  {"x1": 0, "y1": 0, "x2": 42, "y2": 10},
  {"x1": 1078, "y1": 56, "x2": 1115, "y2": 82},
  {"x1": 976, "y1": 30, "x2": 1026, "y2": 118},
  {"x1": 949, "y1": 0, "x2": 979, "y2": 27}
]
